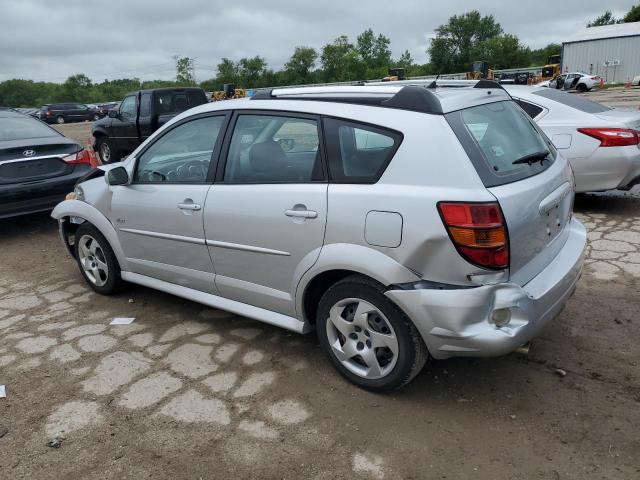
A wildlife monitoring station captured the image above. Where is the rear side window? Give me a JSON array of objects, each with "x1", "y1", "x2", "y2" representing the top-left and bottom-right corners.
[
  {"x1": 155, "y1": 91, "x2": 206, "y2": 115},
  {"x1": 446, "y1": 101, "x2": 557, "y2": 187},
  {"x1": 515, "y1": 99, "x2": 544, "y2": 119},
  {"x1": 140, "y1": 93, "x2": 152, "y2": 116},
  {"x1": 323, "y1": 118, "x2": 401, "y2": 183},
  {"x1": 533, "y1": 88, "x2": 610, "y2": 113}
]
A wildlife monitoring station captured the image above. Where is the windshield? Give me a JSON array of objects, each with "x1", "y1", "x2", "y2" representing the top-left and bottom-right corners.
[
  {"x1": 446, "y1": 100, "x2": 557, "y2": 187},
  {"x1": 0, "y1": 116, "x2": 60, "y2": 142},
  {"x1": 533, "y1": 88, "x2": 610, "y2": 113}
]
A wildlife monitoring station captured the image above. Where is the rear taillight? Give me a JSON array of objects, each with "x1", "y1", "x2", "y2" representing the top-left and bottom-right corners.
[
  {"x1": 62, "y1": 150, "x2": 92, "y2": 165},
  {"x1": 437, "y1": 202, "x2": 509, "y2": 270},
  {"x1": 578, "y1": 128, "x2": 639, "y2": 147}
]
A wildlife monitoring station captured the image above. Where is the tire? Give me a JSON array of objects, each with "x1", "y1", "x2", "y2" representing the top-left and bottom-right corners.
[
  {"x1": 576, "y1": 83, "x2": 587, "y2": 93},
  {"x1": 56, "y1": 115, "x2": 65, "y2": 124},
  {"x1": 96, "y1": 136, "x2": 119, "y2": 164},
  {"x1": 93, "y1": 114, "x2": 100, "y2": 121},
  {"x1": 316, "y1": 275, "x2": 428, "y2": 392},
  {"x1": 74, "y1": 223, "x2": 122, "y2": 295}
]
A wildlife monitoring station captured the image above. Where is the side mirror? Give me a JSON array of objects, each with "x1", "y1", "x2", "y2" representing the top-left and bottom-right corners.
[
  {"x1": 106, "y1": 166, "x2": 129, "y2": 186},
  {"x1": 108, "y1": 109, "x2": 118, "y2": 118}
]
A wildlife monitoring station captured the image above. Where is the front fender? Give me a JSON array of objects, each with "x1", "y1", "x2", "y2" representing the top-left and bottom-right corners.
[
  {"x1": 295, "y1": 243, "x2": 420, "y2": 318},
  {"x1": 51, "y1": 199, "x2": 129, "y2": 271}
]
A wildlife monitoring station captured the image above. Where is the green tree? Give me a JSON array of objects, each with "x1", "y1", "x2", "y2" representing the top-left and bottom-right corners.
[
  {"x1": 284, "y1": 46, "x2": 318, "y2": 83},
  {"x1": 238, "y1": 56, "x2": 268, "y2": 86},
  {"x1": 587, "y1": 11, "x2": 620, "y2": 27},
  {"x1": 428, "y1": 10, "x2": 503, "y2": 74},
  {"x1": 175, "y1": 57, "x2": 195, "y2": 85},
  {"x1": 395, "y1": 50, "x2": 415, "y2": 70},
  {"x1": 472, "y1": 34, "x2": 531, "y2": 70},
  {"x1": 356, "y1": 29, "x2": 392, "y2": 69},
  {"x1": 216, "y1": 58, "x2": 239, "y2": 86},
  {"x1": 321, "y1": 35, "x2": 364, "y2": 81},
  {"x1": 623, "y1": 3, "x2": 640, "y2": 22},
  {"x1": 530, "y1": 43, "x2": 561, "y2": 66},
  {"x1": 62, "y1": 74, "x2": 93, "y2": 102}
]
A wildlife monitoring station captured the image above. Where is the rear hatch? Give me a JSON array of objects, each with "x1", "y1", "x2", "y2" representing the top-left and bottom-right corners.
[{"x1": 447, "y1": 99, "x2": 574, "y2": 286}]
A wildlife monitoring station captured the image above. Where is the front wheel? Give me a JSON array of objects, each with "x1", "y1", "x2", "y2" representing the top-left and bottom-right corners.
[
  {"x1": 74, "y1": 223, "x2": 122, "y2": 295},
  {"x1": 316, "y1": 275, "x2": 428, "y2": 392}
]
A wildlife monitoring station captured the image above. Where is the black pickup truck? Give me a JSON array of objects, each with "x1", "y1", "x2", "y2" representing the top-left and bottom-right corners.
[{"x1": 92, "y1": 87, "x2": 208, "y2": 163}]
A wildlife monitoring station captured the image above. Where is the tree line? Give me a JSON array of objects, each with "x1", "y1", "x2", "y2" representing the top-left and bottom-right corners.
[{"x1": 2, "y1": 4, "x2": 639, "y2": 107}]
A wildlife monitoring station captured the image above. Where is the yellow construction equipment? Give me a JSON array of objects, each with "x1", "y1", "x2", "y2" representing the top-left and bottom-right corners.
[
  {"x1": 466, "y1": 61, "x2": 495, "y2": 80},
  {"x1": 381, "y1": 68, "x2": 406, "y2": 82},
  {"x1": 532, "y1": 54, "x2": 561, "y2": 84},
  {"x1": 212, "y1": 84, "x2": 247, "y2": 101}
]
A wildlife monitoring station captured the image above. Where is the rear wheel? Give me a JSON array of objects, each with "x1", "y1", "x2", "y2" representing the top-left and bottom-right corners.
[
  {"x1": 56, "y1": 115, "x2": 65, "y2": 124},
  {"x1": 96, "y1": 137, "x2": 119, "y2": 163},
  {"x1": 576, "y1": 83, "x2": 587, "y2": 93},
  {"x1": 74, "y1": 223, "x2": 122, "y2": 295},
  {"x1": 316, "y1": 275, "x2": 428, "y2": 392},
  {"x1": 93, "y1": 113, "x2": 100, "y2": 121}
]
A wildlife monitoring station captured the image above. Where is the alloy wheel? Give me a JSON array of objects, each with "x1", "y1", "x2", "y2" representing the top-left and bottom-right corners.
[
  {"x1": 100, "y1": 142, "x2": 111, "y2": 163},
  {"x1": 78, "y1": 234, "x2": 109, "y2": 287},
  {"x1": 326, "y1": 298, "x2": 399, "y2": 379}
]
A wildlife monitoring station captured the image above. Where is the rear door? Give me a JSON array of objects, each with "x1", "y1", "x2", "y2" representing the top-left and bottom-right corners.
[
  {"x1": 447, "y1": 100, "x2": 574, "y2": 286},
  {"x1": 203, "y1": 111, "x2": 328, "y2": 316}
]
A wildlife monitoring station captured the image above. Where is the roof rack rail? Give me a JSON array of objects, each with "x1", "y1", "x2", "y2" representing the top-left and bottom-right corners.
[
  {"x1": 473, "y1": 79, "x2": 506, "y2": 91},
  {"x1": 251, "y1": 85, "x2": 445, "y2": 115}
]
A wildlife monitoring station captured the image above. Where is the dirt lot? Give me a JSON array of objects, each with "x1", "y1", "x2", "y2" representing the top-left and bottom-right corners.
[{"x1": 0, "y1": 99, "x2": 639, "y2": 480}]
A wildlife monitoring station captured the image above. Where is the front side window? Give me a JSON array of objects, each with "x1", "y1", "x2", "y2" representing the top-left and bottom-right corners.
[
  {"x1": 134, "y1": 115, "x2": 225, "y2": 183},
  {"x1": 120, "y1": 96, "x2": 136, "y2": 118},
  {"x1": 224, "y1": 114, "x2": 322, "y2": 183},
  {"x1": 323, "y1": 118, "x2": 401, "y2": 183}
]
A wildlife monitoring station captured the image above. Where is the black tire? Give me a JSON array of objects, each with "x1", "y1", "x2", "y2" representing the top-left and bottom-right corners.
[
  {"x1": 576, "y1": 83, "x2": 587, "y2": 93},
  {"x1": 56, "y1": 115, "x2": 65, "y2": 124},
  {"x1": 316, "y1": 275, "x2": 428, "y2": 392},
  {"x1": 93, "y1": 113, "x2": 100, "y2": 121},
  {"x1": 96, "y1": 136, "x2": 119, "y2": 164},
  {"x1": 74, "y1": 223, "x2": 122, "y2": 295}
]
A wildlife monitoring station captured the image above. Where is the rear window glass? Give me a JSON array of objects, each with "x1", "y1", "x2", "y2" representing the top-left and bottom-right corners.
[
  {"x1": 446, "y1": 101, "x2": 557, "y2": 187},
  {"x1": 155, "y1": 91, "x2": 206, "y2": 115},
  {"x1": 323, "y1": 118, "x2": 401, "y2": 183},
  {"x1": 0, "y1": 116, "x2": 59, "y2": 141},
  {"x1": 533, "y1": 88, "x2": 610, "y2": 113},
  {"x1": 515, "y1": 99, "x2": 544, "y2": 119}
]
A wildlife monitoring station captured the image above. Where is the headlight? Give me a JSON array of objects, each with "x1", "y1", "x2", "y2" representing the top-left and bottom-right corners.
[{"x1": 66, "y1": 186, "x2": 85, "y2": 201}]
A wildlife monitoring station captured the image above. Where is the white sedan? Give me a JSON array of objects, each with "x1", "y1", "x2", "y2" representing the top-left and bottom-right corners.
[
  {"x1": 506, "y1": 85, "x2": 640, "y2": 192},
  {"x1": 549, "y1": 72, "x2": 601, "y2": 92}
]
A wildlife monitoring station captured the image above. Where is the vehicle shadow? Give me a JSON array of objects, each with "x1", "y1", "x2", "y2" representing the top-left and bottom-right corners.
[
  {"x1": 0, "y1": 212, "x2": 58, "y2": 241},
  {"x1": 574, "y1": 188, "x2": 640, "y2": 216}
]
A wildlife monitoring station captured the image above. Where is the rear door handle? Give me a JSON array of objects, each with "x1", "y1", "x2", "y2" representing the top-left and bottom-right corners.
[
  {"x1": 178, "y1": 202, "x2": 201, "y2": 211},
  {"x1": 285, "y1": 209, "x2": 318, "y2": 219}
]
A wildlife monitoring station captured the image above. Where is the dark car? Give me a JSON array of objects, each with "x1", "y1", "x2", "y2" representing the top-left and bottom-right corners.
[
  {"x1": 96, "y1": 102, "x2": 119, "y2": 117},
  {"x1": 0, "y1": 110, "x2": 96, "y2": 219},
  {"x1": 92, "y1": 87, "x2": 208, "y2": 162},
  {"x1": 39, "y1": 103, "x2": 101, "y2": 124}
]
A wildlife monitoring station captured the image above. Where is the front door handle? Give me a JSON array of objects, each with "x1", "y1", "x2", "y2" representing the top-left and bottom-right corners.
[
  {"x1": 177, "y1": 201, "x2": 201, "y2": 211},
  {"x1": 285, "y1": 209, "x2": 317, "y2": 219}
]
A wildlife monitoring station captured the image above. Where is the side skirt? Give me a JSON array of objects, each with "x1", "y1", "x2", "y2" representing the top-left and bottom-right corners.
[{"x1": 120, "y1": 271, "x2": 312, "y2": 334}]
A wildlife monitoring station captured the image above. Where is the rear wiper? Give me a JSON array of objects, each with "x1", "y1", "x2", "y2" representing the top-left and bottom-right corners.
[{"x1": 512, "y1": 150, "x2": 550, "y2": 165}]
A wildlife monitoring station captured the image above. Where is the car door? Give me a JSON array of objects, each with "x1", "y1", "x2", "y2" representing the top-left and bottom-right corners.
[
  {"x1": 203, "y1": 111, "x2": 328, "y2": 316},
  {"x1": 111, "y1": 95, "x2": 139, "y2": 155},
  {"x1": 110, "y1": 113, "x2": 229, "y2": 293}
]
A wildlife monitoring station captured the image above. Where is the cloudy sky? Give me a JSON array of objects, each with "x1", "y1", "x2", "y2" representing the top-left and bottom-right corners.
[{"x1": 0, "y1": 0, "x2": 637, "y2": 83}]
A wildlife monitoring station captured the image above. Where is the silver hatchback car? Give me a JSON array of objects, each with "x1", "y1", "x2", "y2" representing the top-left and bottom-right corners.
[{"x1": 52, "y1": 82, "x2": 586, "y2": 391}]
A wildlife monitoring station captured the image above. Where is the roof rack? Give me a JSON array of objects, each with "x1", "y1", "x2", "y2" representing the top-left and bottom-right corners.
[{"x1": 251, "y1": 85, "x2": 445, "y2": 114}]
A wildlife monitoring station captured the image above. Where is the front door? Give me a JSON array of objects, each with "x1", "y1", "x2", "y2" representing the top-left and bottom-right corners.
[
  {"x1": 204, "y1": 112, "x2": 328, "y2": 316},
  {"x1": 111, "y1": 95, "x2": 139, "y2": 155},
  {"x1": 110, "y1": 113, "x2": 228, "y2": 293}
]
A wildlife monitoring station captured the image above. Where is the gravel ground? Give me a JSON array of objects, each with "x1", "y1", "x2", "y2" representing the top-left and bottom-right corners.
[{"x1": 0, "y1": 95, "x2": 637, "y2": 479}]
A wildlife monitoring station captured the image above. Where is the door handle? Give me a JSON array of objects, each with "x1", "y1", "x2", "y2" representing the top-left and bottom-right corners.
[
  {"x1": 284, "y1": 209, "x2": 317, "y2": 219},
  {"x1": 177, "y1": 202, "x2": 201, "y2": 211}
]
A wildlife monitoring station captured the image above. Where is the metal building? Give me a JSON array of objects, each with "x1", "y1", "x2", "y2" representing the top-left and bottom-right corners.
[{"x1": 562, "y1": 22, "x2": 640, "y2": 84}]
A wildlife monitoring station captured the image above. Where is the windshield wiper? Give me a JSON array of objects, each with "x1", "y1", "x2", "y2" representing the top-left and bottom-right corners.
[{"x1": 512, "y1": 150, "x2": 550, "y2": 165}]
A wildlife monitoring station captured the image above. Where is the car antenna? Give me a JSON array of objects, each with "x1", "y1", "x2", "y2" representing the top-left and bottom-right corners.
[{"x1": 426, "y1": 75, "x2": 440, "y2": 89}]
